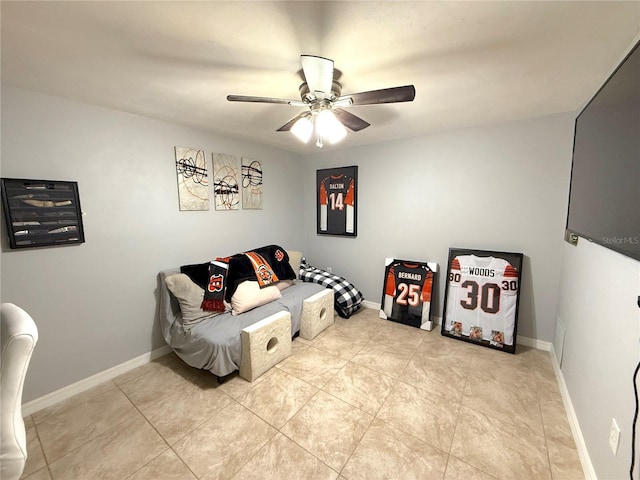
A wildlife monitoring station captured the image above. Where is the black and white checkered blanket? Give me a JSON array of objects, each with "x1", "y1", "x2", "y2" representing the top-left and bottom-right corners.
[{"x1": 299, "y1": 257, "x2": 364, "y2": 318}]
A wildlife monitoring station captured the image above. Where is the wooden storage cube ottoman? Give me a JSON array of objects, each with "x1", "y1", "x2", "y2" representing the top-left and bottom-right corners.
[
  {"x1": 300, "y1": 288, "x2": 334, "y2": 340},
  {"x1": 240, "y1": 311, "x2": 292, "y2": 381}
]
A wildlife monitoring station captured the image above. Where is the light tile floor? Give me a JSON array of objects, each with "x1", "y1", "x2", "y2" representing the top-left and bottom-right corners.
[{"x1": 21, "y1": 308, "x2": 584, "y2": 480}]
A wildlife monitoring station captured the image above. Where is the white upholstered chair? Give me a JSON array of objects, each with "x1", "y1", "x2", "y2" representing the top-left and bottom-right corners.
[{"x1": 1, "y1": 303, "x2": 38, "y2": 480}]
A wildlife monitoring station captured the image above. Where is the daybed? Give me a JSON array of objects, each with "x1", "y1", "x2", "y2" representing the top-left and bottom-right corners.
[{"x1": 158, "y1": 248, "x2": 335, "y2": 380}]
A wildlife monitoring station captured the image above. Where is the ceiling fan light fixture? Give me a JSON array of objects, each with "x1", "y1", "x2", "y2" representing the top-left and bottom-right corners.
[
  {"x1": 316, "y1": 109, "x2": 347, "y2": 145},
  {"x1": 229, "y1": 55, "x2": 415, "y2": 148},
  {"x1": 290, "y1": 116, "x2": 313, "y2": 143}
]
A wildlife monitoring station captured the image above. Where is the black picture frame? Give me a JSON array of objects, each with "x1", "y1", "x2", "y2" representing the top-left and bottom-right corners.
[
  {"x1": 1, "y1": 178, "x2": 86, "y2": 249},
  {"x1": 316, "y1": 165, "x2": 358, "y2": 236},
  {"x1": 379, "y1": 257, "x2": 438, "y2": 331},
  {"x1": 441, "y1": 247, "x2": 523, "y2": 354}
]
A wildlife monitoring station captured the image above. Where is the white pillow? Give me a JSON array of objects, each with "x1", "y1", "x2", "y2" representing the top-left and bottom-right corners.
[
  {"x1": 231, "y1": 280, "x2": 282, "y2": 315},
  {"x1": 286, "y1": 250, "x2": 303, "y2": 278},
  {"x1": 276, "y1": 279, "x2": 295, "y2": 291},
  {"x1": 165, "y1": 274, "x2": 221, "y2": 326}
]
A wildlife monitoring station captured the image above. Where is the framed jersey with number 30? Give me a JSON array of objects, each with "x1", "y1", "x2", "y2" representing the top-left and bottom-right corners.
[
  {"x1": 441, "y1": 247, "x2": 523, "y2": 354},
  {"x1": 316, "y1": 166, "x2": 357, "y2": 236}
]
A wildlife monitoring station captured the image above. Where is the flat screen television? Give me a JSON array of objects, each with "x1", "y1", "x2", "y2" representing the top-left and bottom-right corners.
[{"x1": 566, "y1": 38, "x2": 640, "y2": 261}]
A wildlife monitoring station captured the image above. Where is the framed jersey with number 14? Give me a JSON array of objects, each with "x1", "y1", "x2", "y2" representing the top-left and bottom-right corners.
[
  {"x1": 316, "y1": 166, "x2": 357, "y2": 236},
  {"x1": 441, "y1": 247, "x2": 523, "y2": 354}
]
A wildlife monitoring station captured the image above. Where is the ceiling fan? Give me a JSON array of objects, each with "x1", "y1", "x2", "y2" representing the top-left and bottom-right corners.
[{"x1": 227, "y1": 55, "x2": 416, "y2": 148}]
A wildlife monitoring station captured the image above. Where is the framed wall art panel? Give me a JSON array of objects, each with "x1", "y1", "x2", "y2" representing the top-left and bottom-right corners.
[
  {"x1": 1, "y1": 178, "x2": 85, "y2": 249},
  {"x1": 441, "y1": 247, "x2": 523, "y2": 354},
  {"x1": 316, "y1": 165, "x2": 357, "y2": 236},
  {"x1": 241, "y1": 157, "x2": 263, "y2": 210},
  {"x1": 213, "y1": 153, "x2": 240, "y2": 211},
  {"x1": 174, "y1": 146, "x2": 209, "y2": 211}
]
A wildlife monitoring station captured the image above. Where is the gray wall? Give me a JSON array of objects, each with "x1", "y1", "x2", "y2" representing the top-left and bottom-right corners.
[
  {"x1": 300, "y1": 99, "x2": 640, "y2": 479},
  {"x1": 0, "y1": 86, "x2": 305, "y2": 402},
  {"x1": 4, "y1": 78, "x2": 639, "y2": 480},
  {"x1": 303, "y1": 113, "x2": 574, "y2": 343},
  {"x1": 558, "y1": 240, "x2": 639, "y2": 479},
  {"x1": 555, "y1": 31, "x2": 640, "y2": 479}
]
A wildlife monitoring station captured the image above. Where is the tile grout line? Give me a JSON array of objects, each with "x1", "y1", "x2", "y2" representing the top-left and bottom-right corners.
[
  {"x1": 115, "y1": 378, "x2": 175, "y2": 480},
  {"x1": 271, "y1": 341, "x2": 379, "y2": 478},
  {"x1": 33, "y1": 380, "x2": 139, "y2": 472},
  {"x1": 223, "y1": 363, "x2": 334, "y2": 480},
  {"x1": 332, "y1": 362, "x2": 402, "y2": 477},
  {"x1": 26, "y1": 310, "x2": 577, "y2": 480},
  {"x1": 533, "y1": 364, "x2": 557, "y2": 480},
  {"x1": 448, "y1": 362, "x2": 498, "y2": 480},
  {"x1": 334, "y1": 339, "x2": 452, "y2": 478},
  {"x1": 29, "y1": 416, "x2": 55, "y2": 480}
]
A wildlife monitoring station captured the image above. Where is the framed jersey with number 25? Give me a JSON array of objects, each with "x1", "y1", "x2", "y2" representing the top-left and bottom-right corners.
[
  {"x1": 316, "y1": 166, "x2": 357, "y2": 237},
  {"x1": 441, "y1": 247, "x2": 523, "y2": 354},
  {"x1": 380, "y1": 258, "x2": 438, "y2": 331}
]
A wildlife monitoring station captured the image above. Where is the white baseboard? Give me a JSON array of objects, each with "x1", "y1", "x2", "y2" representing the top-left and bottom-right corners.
[
  {"x1": 517, "y1": 335, "x2": 552, "y2": 351},
  {"x1": 362, "y1": 303, "x2": 590, "y2": 474},
  {"x1": 363, "y1": 300, "x2": 591, "y2": 475},
  {"x1": 361, "y1": 300, "x2": 443, "y2": 332},
  {"x1": 361, "y1": 301, "x2": 552, "y2": 352},
  {"x1": 22, "y1": 345, "x2": 172, "y2": 416},
  {"x1": 550, "y1": 347, "x2": 597, "y2": 480},
  {"x1": 361, "y1": 300, "x2": 380, "y2": 310}
]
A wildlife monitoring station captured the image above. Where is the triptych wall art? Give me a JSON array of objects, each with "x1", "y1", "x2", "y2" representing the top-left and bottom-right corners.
[
  {"x1": 212, "y1": 153, "x2": 240, "y2": 211},
  {"x1": 241, "y1": 158, "x2": 263, "y2": 210},
  {"x1": 174, "y1": 147, "x2": 263, "y2": 211},
  {"x1": 174, "y1": 147, "x2": 209, "y2": 211}
]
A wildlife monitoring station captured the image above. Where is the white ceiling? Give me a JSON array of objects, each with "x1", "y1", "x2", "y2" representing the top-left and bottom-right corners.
[{"x1": 2, "y1": 1, "x2": 639, "y2": 154}]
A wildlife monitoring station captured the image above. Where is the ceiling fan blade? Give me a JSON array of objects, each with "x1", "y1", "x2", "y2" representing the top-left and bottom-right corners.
[
  {"x1": 333, "y1": 109, "x2": 370, "y2": 132},
  {"x1": 276, "y1": 112, "x2": 310, "y2": 132},
  {"x1": 300, "y1": 55, "x2": 334, "y2": 97},
  {"x1": 341, "y1": 85, "x2": 416, "y2": 106},
  {"x1": 227, "y1": 94, "x2": 304, "y2": 106}
]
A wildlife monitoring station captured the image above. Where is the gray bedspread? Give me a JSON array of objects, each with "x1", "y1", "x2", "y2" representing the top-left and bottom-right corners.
[{"x1": 158, "y1": 269, "x2": 328, "y2": 377}]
